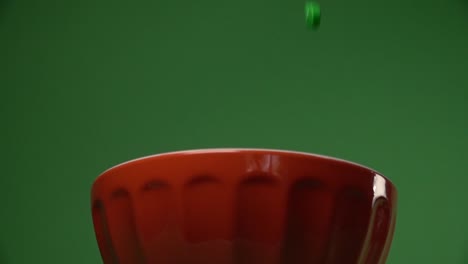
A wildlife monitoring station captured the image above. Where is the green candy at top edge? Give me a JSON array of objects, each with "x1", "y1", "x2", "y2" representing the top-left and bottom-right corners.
[{"x1": 305, "y1": 1, "x2": 321, "y2": 30}]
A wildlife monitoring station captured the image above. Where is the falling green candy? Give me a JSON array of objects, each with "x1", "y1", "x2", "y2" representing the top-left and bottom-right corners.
[{"x1": 305, "y1": 1, "x2": 321, "y2": 30}]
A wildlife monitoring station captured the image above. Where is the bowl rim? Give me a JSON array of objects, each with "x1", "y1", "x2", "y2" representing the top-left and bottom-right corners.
[{"x1": 96, "y1": 148, "x2": 396, "y2": 188}]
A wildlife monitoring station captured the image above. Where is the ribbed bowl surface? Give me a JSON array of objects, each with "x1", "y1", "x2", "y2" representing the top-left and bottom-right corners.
[{"x1": 91, "y1": 149, "x2": 397, "y2": 264}]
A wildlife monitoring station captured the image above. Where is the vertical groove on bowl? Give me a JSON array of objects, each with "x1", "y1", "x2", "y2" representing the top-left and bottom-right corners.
[
  {"x1": 234, "y1": 175, "x2": 286, "y2": 264},
  {"x1": 359, "y1": 198, "x2": 392, "y2": 264},
  {"x1": 182, "y1": 175, "x2": 234, "y2": 263},
  {"x1": 184, "y1": 175, "x2": 223, "y2": 242},
  {"x1": 323, "y1": 187, "x2": 372, "y2": 263},
  {"x1": 281, "y1": 178, "x2": 332, "y2": 264},
  {"x1": 135, "y1": 180, "x2": 173, "y2": 263},
  {"x1": 106, "y1": 189, "x2": 145, "y2": 264},
  {"x1": 379, "y1": 205, "x2": 397, "y2": 264},
  {"x1": 92, "y1": 200, "x2": 119, "y2": 264}
]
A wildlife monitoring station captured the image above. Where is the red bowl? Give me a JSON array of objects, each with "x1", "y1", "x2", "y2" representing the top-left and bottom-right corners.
[{"x1": 91, "y1": 149, "x2": 397, "y2": 264}]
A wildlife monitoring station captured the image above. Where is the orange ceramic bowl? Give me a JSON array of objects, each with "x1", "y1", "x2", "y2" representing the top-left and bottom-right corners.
[{"x1": 91, "y1": 149, "x2": 397, "y2": 264}]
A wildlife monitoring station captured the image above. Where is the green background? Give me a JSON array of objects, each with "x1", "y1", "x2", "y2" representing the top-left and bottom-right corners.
[{"x1": 1, "y1": 0, "x2": 468, "y2": 262}]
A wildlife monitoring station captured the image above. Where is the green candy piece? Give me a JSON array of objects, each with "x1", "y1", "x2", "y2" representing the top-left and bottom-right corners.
[{"x1": 305, "y1": 1, "x2": 321, "y2": 30}]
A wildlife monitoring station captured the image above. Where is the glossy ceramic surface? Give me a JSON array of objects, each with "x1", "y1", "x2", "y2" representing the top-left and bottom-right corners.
[{"x1": 91, "y1": 149, "x2": 397, "y2": 264}]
